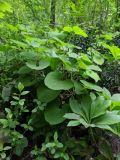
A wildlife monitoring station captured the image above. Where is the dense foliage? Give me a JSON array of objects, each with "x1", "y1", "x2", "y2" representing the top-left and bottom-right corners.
[{"x1": 0, "y1": 0, "x2": 120, "y2": 160}]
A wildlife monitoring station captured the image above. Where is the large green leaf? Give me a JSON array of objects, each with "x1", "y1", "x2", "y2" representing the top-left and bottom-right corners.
[
  {"x1": 90, "y1": 97, "x2": 109, "y2": 119},
  {"x1": 73, "y1": 26, "x2": 88, "y2": 37},
  {"x1": 70, "y1": 96, "x2": 91, "y2": 122},
  {"x1": 87, "y1": 65, "x2": 102, "y2": 71},
  {"x1": 73, "y1": 80, "x2": 87, "y2": 95},
  {"x1": 19, "y1": 76, "x2": 37, "y2": 87},
  {"x1": 63, "y1": 26, "x2": 88, "y2": 38},
  {"x1": 48, "y1": 31, "x2": 66, "y2": 40},
  {"x1": 81, "y1": 80, "x2": 103, "y2": 92},
  {"x1": 37, "y1": 85, "x2": 60, "y2": 103},
  {"x1": 0, "y1": 2, "x2": 12, "y2": 13},
  {"x1": 93, "y1": 112, "x2": 120, "y2": 125},
  {"x1": 63, "y1": 26, "x2": 73, "y2": 32},
  {"x1": 44, "y1": 103, "x2": 69, "y2": 125},
  {"x1": 102, "y1": 88, "x2": 111, "y2": 100},
  {"x1": 80, "y1": 96, "x2": 92, "y2": 122},
  {"x1": 65, "y1": 94, "x2": 120, "y2": 134},
  {"x1": 26, "y1": 60, "x2": 50, "y2": 70},
  {"x1": 85, "y1": 70, "x2": 100, "y2": 82},
  {"x1": 69, "y1": 98, "x2": 82, "y2": 114},
  {"x1": 111, "y1": 94, "x2": 120, "y2": 110},
  {"x1": 103, "y1": 44, "x2": 120, "y2": 60},
  {"x1": 6, "y1": 23, "x2": 18, "y2": 32},
  {"x1": 64, "y1": 113, "x2": 80, "y2": 120},
  {"x1": 0, "y1": 12, "x2": 4, "y2": 18},
  {"x1": 98, "y1": 139, "x2": 113, "y2": 160},
  {"x1": 44, "y1": 71, "x2": 73, "y2": 90},
  {"x1": 18, "y1": 66, "x2": 32, "y2": 74},
  {"x1": 90, "y1": 48, "x2": 104, "y2": 65},
  {"x1": 31, "y1": 111, "x2": 47, "y2": 128},
  {"x1": 93, "y1": 55, "x2": 104, "y2": 65}
]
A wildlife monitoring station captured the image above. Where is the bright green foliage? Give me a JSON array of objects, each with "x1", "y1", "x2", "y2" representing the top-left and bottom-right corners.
[
  {"x1": 0, "y1": 0, "x2": 120, "y2": 159},
  {"x1": 0, "y1": 2, "x2": 12, "y2": 18},
  {"x1": 26, "y1": 60, "x2": 50, "y2": 70},
  {"x1": 45, "y1": 71, "x2": 74, "y2": 90},
  {"x1": 80, "y1": 80, "x2": 103, "y2": 91},
  {"x1": 63, "y1": 26, "x2": 88, "y2": 37},
  {"x1": 103, "y1": 43, "x2": 120, "y2": 60}
]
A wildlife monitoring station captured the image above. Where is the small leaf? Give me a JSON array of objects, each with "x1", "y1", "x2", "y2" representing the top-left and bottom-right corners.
[
  {"x1": 12, "y1": 96, "x2": 19, "y2": 100},
  {"x1": 46, "y1": 143, "x2": 55, "y2": 148},
  {"x1": 2, "y1": 86, "x2": 12, "y2": 102},
  {"x1": 21, "y1": 91, "x2": 30, "y2": 95},
  {"x1": 67, "y1": 120, "x2": 80, "y2": 127},
  {"x1": 18, "y1": 82, "x2": 24, "y2": 92},
  {"x1": 54, "y1": 132, "x2": 58, "y2": 141},
  {"x1": 19, "y1": 99, "x2": 25, "y2": 106},
  {"x1": 56, "y1": 142, "x2": 63, "y2": 148},
  {"x1": 1, "y1": 152, "x2": 6, "y2": 159},
  {"x1": 64, "y1": 113, "x2": 80, "y2": 120},
  {"x1": 4, "y1": 146, "x2": 11, "y2": 151}
]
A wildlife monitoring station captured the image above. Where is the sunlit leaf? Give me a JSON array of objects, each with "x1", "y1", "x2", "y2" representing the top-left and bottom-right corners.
[{"x1": 44, "y1": 71, "x2": 73, "y2": 90}]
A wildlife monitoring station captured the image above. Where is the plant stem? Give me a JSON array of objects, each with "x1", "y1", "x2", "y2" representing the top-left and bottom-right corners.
[{"x1": 90, "y1": 127, "x2": 97, "y2": 147}]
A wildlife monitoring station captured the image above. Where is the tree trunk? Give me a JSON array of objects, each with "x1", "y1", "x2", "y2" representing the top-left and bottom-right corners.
[
  {"x1": 116, "y1": 0, "x2": 120, "y2": 19},
  {"x1": 50, "y1": 0, "x2": 56, "y2": 28}
]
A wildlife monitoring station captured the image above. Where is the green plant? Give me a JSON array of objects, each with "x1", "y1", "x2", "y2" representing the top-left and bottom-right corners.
[
  {"x1": 0, "y1": 82, "x2": 30, "y2": 157},
  {"x1": 64, "y1": 94, "x2": 120, "y2": 135},
  {"x1": 31, "y1": 146, "x2": 47, "y2": 160},
  {"x1": 10, "y1": 82, "x2": 29, "y2": 118},
  {"x1": 0, "y1": 2, "x2": 120, "y2": 158},
  {"x1": 0, "y1": 143, "x2": 11, "y2": 160},
  {"x1": 41, "y1": 132, "x2": 70, "y2": 160}
]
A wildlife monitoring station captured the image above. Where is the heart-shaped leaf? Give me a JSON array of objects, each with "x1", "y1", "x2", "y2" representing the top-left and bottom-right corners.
[
  {"x1": 44, "y1": 103, "x2": 70, "y2": 125},
  {"x1": 44, "y1": 71, "x2": 73, "y2": 90},
  {"x1": 26, "y1": 60, "x2": 49, "y2": 70},
  {"x1": 37, "y1": 85, "x2": 60, "y2": 103}
]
